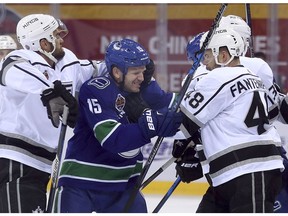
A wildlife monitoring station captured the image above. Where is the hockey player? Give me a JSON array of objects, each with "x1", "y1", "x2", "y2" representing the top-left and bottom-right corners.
[
  {"x1": 52, "y1": 38, "x2": 182, "y2": 213},
  {"x1": 174, "y1": 15, "x2": 288, "y2": 213},
  {"x1": 0, "y1": 14, "x2": 101, "y2": 213},
  {"x1": 173, "y1": 27, "x2": 284, "y2": 213},
  {"x1": 0, "y1": 35, "x2": 17, "y2": 60}
]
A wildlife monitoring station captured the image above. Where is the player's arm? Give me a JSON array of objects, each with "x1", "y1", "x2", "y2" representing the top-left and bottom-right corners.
[
  {"x1": 79, "y1": 78, "x2": 182, "y2": 153},
  {"x1": 1, "y1": 54, "x2": 78, "y2": 128}
]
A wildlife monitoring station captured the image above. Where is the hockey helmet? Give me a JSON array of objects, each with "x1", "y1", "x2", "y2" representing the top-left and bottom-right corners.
[
  {"x1": 105, "y1": 38, "x2": 150, "y2": 75},
  {"x1": 0, "y1": 35, "x2": 17, "y2": 50},
  {"x1": 207, "y1": 27, "x2": 245, "y2": 66},
  {"x1": 219, "y1": 15, "x2": 251, "y2": 55},
  {"x1": 16, "y1": 14, "x2": 68, "y2": 62}
]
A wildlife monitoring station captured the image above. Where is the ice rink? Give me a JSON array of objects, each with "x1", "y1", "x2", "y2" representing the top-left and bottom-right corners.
[{"x1": 145, "y1": 194, "x2": 202, "y2": 213}]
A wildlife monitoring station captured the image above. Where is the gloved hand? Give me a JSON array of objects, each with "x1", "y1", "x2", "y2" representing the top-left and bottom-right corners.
[
  {"x1": 175, "y1": 146, "x2": 203, "y2": 183},
  {"x1": 172, "y1": 131, "x2": 202, "y2": 158},
  {"x1": 141, "y1": 58, "x2": 155, "y2": 89},
  {"x1": 172, "y1": 138, "x2": 192, "y2": 159},
  {"x1": 41, "y1": 80, "x2": 78, "y2": 128},
  {"x1": 138, "y1": 108, "x2": 182, "y2": 139},
  {"x1": 124, "y1": 93, "x2": 149, "y2": 123}
]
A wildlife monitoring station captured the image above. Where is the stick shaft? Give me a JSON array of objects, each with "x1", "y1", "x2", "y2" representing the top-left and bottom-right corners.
[
  {"x1": 152, "y1": 177, "x2": 181, "y2": 213},
  {"x1": 141, "y1": 157, "x2": 176, "y2": 190},
  {"x1": 245, "y1": 3, "x2": 255, "y2": 57},
  {"x1": 46, "y1": 106, "x2": 69, "y2": 213}
]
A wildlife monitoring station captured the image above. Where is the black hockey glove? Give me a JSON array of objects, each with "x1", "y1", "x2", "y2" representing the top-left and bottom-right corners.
[
  {"x1": 124, "y1": 93, "x2": 149, "y2": 123},
  {"x1": 141, "y1": 58, "x2": 155, "y2": 89},
  {"x1": 175, "y1": 146, "x2": 203, "y2": 183},
  {"x1": 41, "y1": 80, "x2": 78, "y2": 128},
  {"x1": 172, "y1": 131, "x2": 202, "y2": 158},
  {"x1": 172, "y1": 138, "x2": 191, "y2": 159}
]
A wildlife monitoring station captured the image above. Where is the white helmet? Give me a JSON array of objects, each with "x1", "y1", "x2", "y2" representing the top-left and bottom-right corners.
[
  {"x1": 219, "y1": 15, "x2": 251, "y2": 56},
  {"x1": 16, "y1": 14, "x2": 68, "y2": 62},
  {"x1": 207, "y1": 27, "x2": 245, "y2": 66},
  {"x1": 0, "y1": 35, "x2": 17, "y2": 50}
]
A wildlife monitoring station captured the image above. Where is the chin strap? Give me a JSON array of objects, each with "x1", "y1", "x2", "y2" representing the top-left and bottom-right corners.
[
  {"x1": 39, "y1": 40, "x2": 58, "y2": 63},
  {"x1": 215, "y1": 55, "x2": 235, "y2": 67}
]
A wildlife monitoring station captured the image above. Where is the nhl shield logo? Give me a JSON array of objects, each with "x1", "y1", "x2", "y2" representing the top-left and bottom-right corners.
[{"x1": 115, "y1": 94, "x2": 125, "y2": 112}]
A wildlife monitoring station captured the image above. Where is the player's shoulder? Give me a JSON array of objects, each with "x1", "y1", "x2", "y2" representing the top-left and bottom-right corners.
[
  {"x1": 6, "y1": 49, "x2": 47, "y2": 64},
  {"x1": 59, "y1": 47, "x2": 79, "y2": 63},
  {"x1": 95, "y1": 61, "x2": 109, "y2": 77},
  {"x1": 81, "y1": 76, "x2": 115, "y2": 95},
  {"x1": 204, "y1": 65, "x2": 252, "y2": 84},
  {"x1": 193, "y1": 64, "x2": 209, "y2": 78},
  {"x1": 63, "y1": 47, "x2": 78, "y2": 59},
  {"x1": 240, "y1": 56, "x2": 268, "y2": 67}
]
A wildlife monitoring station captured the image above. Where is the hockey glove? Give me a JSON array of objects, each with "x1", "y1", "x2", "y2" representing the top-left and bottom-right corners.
[
  {"x1": 141, "y1": 58, "x2": 155, "y2": 89},
  {"x1": 138, "y1": 108, "x2": 182, "y2": 139},
  {"x1": 41, "y1": 80, "x2": 78, "y2": 128},
  {"x1": 172, "y1": 131, "x2": 202, "y2": 158},
  {"x1": 172, "y1": 138, "x2": 192, "y2": 159},
  {"x1": 124, "y1": 93, "x2": 149, "y2": 123},
  {"x1": 175, "y1": 146, "x2": 203, "y2": 183}
]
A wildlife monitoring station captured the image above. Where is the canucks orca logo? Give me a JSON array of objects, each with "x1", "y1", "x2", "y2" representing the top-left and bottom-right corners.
[{"x1": 88, "y1": 77, "x2": 110, "y2": 89}]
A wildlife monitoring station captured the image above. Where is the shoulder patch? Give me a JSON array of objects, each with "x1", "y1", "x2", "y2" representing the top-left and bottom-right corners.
[
  {"x1": 88, "y1": 77, "x2": 110, "y2": 89},
  {"x1": 115, "y1": 94, "x2": 126, "y2": 112}
]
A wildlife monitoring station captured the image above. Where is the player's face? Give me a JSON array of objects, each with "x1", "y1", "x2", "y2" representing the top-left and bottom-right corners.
[
  {"x1": 52, "y1": 28, "x2": 67, "y2": 60},
  {"x1": 202, "y1": 49, "x2": 217, "y2": 71},
  {"x1": 123, "y1": 66, "x2": 146, "y2": 93}
]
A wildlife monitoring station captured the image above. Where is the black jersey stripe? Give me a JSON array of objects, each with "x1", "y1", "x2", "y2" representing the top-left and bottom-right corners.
[
  {"x1": 60, "y1": 61, "x2": 80, "y2": 72},
  {"x1": 80, "y1": 61, "x2": 93, "y2": 67},
  {"x1": 31, "y1": 61, "x2": 53, "y2": 68},
  {"x1": 209, "y1": 143, "x2": 281, "y2": 175},
  {"x1": 14, "y1": 65, "x2": 50, "y2": 87},
  {"x1": 4, "y1": 137, "x2": 56, "y2": 162},
  {"x1": 0, "y1": 55, "x2": 50, "y2": 87},
  {"x1": 194, "y1": 72, "x2": 259, "y2": 116}
]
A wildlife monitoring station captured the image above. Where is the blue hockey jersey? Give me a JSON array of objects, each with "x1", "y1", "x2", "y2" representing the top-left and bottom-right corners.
[{"x1": 58, "y1": 75, "x2": 174, "y2": 191}]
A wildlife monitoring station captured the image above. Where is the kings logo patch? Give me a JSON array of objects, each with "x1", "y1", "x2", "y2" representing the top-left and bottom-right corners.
[{"x1": 115, "y1": 94, "x2": 125, "y2": 112}]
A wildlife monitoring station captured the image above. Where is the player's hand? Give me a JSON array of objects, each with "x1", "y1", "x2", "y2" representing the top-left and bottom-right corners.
[
  {"x1": 138, "y1": 108, "x2": 182, "y2": 139},
  {"x1": 41, "y1": 80, "x2": 78, "y2": 128},
  {"x1": 172, "y1": 130, "x2": 202, "y2": 158},
  {"x1": 124, "y1": 93, "x2": 149, "y2": 123},
  {"x1": 175, "y1": 146, "x2": 203, "y2": 183},
  {"x1": 141, "y1": 59, "x2": 155, "y2": 89}
]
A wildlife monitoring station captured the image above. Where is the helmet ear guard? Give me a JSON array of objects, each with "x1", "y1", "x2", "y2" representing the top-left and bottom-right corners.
[{"x1": 105, "y1": 38, "x2": 150, "y2": 75}]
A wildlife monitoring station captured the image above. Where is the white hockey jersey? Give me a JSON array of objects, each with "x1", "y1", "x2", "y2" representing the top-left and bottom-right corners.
[
  {"x1": 240, "y1": 56, "x2": 285, "y2": 120},
  {"x1": 180, "y1": 65, "x2": 284, "y2": 186},
  {"x1": 0, "y1": 48, "x2": 106, "y2": 173}
]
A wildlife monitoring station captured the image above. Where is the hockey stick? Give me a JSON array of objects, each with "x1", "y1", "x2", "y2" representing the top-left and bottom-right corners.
[
  {"x1": 122, "y1": 3, "x2": 228, "y2": 213},
  {"x1": 46, "y1": 106, "x2": 69, "y2": 213},
  {"x1": 245, "y1": 3, "x2": 255, "y2": 58},
  {"x1": 152, "y1": 176, "x2": 181, "y2": 213},
  {"x1": 141, "y1": 157, "x2": 176, "y2": 190}
]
